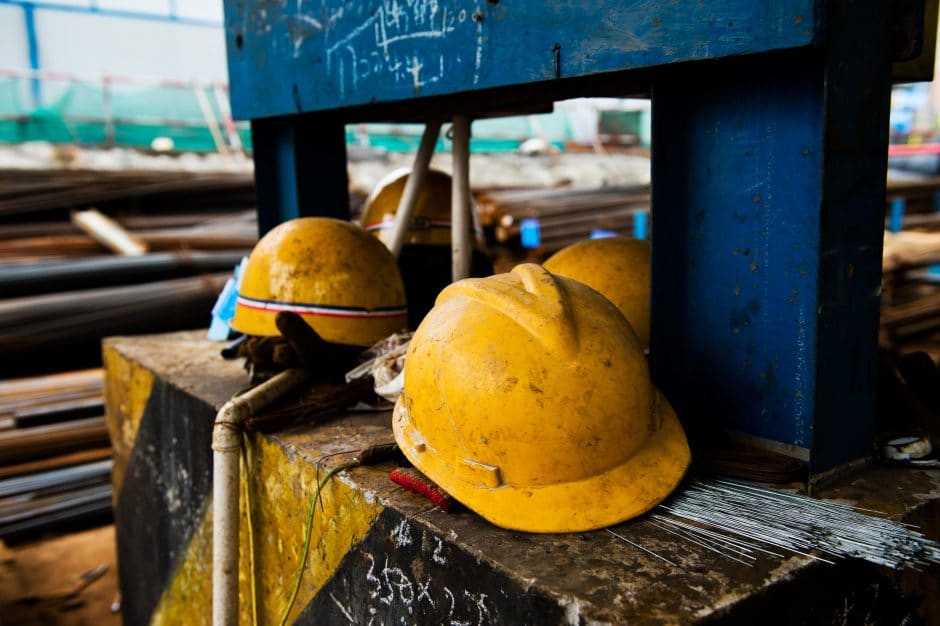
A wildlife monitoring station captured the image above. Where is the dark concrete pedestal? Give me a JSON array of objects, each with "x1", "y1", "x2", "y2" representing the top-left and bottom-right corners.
[{"x1": 103, "y1": 331, "x2": 940, "y2": 625}]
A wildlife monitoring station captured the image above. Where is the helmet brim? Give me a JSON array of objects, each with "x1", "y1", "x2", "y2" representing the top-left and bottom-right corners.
[{"x1": 393, "y1": 389, "x2": 691, "y2": 533}]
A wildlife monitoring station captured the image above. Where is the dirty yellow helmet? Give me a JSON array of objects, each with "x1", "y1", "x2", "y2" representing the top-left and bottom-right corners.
[
  {"x1": 360, "y1": 168, "x2": 484, "y2": 248},
  {"x1": 231, "y1": 218, "x2": 408, "y2": 346},
  {"x1": 544, "y1": 237, "x2": 650, "y2": 348},
  {"x1": 393, "y1": 263, "x2": 689, "y2": 533},
  {"x1": 361, "y1": 168, "x2": 494, "y2": 329}
]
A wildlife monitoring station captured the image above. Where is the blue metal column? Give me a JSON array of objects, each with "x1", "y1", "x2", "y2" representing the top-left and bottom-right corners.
[
  {"x1": 22, "y1": 2, "x2": 41, "y2": 107},
  {"x1": 250, "y1": 115, "x2": 350, "y2": 235},
  {"x1": 650, "y1": 1, "x2": 893, "y2": 475}
]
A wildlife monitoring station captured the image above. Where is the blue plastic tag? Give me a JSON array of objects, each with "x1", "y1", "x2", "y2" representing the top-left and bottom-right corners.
[{"x1": 520, "y1": 218, "x2": 541, "y2": 249}]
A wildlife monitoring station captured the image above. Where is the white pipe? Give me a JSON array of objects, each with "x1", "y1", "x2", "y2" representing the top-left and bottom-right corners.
[
  {"x1": 385, "y1": 121, "x2": 441, "y2": 257},
  {"x1": 212, "y1": 368, "x2": 308, "y2": 626},
  {"x1": 451, "y1": 115, "x2": 472, "y2": 281}
]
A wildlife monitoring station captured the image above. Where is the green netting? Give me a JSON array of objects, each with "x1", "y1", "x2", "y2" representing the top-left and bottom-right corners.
[
  {"x1": 0, "y1": 78, "x2": 228, "y2": 151},
  {"x1": 357, "y1": 111, "x2": 573, "y2": 153},
  {"x1": 350, "y1": 134, "x2": 564, "y2": 153},
  {"x1": 0, "y1": 79, "x2": 23, "y2": 113},
  {"x1": 0, "y1": 77, "x2": 579, "y2": 153}
]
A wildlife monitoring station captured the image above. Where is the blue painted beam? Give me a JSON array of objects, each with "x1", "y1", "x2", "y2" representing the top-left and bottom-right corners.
[
  {"x1": 652, "y1": 57, "x2": 824, "y2": 462},
  {"x1": 223, "y1": 0, "x2": 819, "y2": 120},
  {"x1": 251, "y1": 116, "x2": 350, "y2": 235},
  {"x1": 650, "y1": 0, "x2": 893, "y2": 474}
]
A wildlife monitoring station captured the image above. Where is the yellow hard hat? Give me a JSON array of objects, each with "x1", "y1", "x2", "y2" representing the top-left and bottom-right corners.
[
  {"x1": 544, "y1": 237, "x2": 651, "y2": 348},
  {"x1": 231, "y1": 217, "x2": 408, "y2": 346},
  {"x1": 393, "y1": 264, "x2": 690, "y2": 533},
  {"x1": 360, "y1": 168, "x2": 483, "y2": 248}
]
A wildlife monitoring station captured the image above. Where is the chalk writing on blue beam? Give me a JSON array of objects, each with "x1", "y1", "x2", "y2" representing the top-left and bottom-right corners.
[{"x1": 318, "y1": 0, "x2": 483, "y2": 96}]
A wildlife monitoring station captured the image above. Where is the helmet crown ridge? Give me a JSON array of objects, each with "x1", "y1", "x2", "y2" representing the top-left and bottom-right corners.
[{"x1": 442, "y1": 264, "x2": 579, "y2": 357}]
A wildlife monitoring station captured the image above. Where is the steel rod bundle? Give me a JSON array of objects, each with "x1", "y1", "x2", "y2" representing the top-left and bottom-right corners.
[
  {"x1": 0, "y1": 369, "x2": 103, "y2": 428},
  {"x1": 0, "y1": 396, "x2": 103, "y2": 430},
  {"x1": 0, "y1": 447, "x2": 111, "y2": 481},
  {"x1": 0, "y1": 367, "x2": 113, "y2": 536},
  {"x1": 0, "y1": 212, "x2": 253, "y2": 240},
  {"x1": 0, "y1": 368, "x2": 102, "y2": 407},
  {"x1": 477, "y1": 184, "x2": 650, "y2": 221},
  {"x1": 0, "y1": 167, "x2": 261, "y2": 538},
  {"x1": 0, "y1": 483, "x2": 112, "y2": 538},
  {"x1": 0, "y1": 417, "x2": 110, "y2": 465},
  {"x1": 0, "y1": 232, "x2": 255, "y2": 262},
  {"x1": 0, "y1": 273, "x2": 228, "y2": 365},
  {"x1": 0, "y1": 251, "x2": 245, "y2": 297},
  {"x1": 0, "y1": 170, "x2": 254, "y2": 218},
  {"x1": 648, "y1": 478, "x2": 940, "y2": 570},
  {"x1": 476, "y1": 184, "x2": 651, "y2": 256},
  {"x1": 0, "y1": 459, "x2": 111, "y2": 499},
  {"x1": 0, "y1": 482, "x2": 111, "y2": 523}
]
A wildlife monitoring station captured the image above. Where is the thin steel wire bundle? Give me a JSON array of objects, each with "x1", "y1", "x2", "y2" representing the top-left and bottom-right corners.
[{"x1": 637, "y1": 478, "x2": 940, "y2": 570}]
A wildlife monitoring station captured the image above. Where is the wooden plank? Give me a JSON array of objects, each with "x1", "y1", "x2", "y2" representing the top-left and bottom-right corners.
[
  {"x1": 883, "y1": 231, "x2": 940, "y2": 272},
  {"x1": 71, "y1": 209, "x2": 149, "y2": 256}
]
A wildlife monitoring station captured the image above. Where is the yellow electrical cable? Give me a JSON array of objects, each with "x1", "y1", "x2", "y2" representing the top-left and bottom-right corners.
[
  {"x1": 241, "y1": 434, "x2": 259, "y2": 626},
  {"x1": 277, "y1": 461, "x2": 358, "y2": 626}
]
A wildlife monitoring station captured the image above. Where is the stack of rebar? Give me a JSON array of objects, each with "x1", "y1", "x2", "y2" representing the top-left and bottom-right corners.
[
  {"x1": 0, "y1": 369, "x2": 112, "y2": 538},
  {"x1": 0, "y1": 168, "x2": 259, "y2": 377},
  {"x1": 476, "y1": 184, "x2": 651, "y2": 257},
  {"x1": 0, "y1": 168, "x2": 257, "y2": 264},
  {"x1": 882, "y1": 228, "x2": 940, "y2": 351},
  {"x1": 0, "y1": 168, "x2": 255, "y2": 219},
  {"x1": 0, "y1": 167, "x2": 263, "y2": 537}
]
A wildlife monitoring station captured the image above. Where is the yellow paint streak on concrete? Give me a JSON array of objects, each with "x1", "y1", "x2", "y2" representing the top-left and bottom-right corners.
[
  {"x1": 244, "y1": 433, "x2": 382, "y2": 624},
  {"x1": 102, "y1": 345, "x2": 154, "y2": 501},
  {"x1": 149, "y1": 432, "x2": 382, "y2": 625},
  {"x1": 151, "y1": 505, "x2": 213, "y2": 626}
]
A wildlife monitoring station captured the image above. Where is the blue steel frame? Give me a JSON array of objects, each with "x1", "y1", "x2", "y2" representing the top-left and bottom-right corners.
[
  {"x1": 21, "y1": 2, "x2": 40, "y2": 106},
  {"x1": 224, "y1": 0, "x2": 901, "y2": 475}
]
